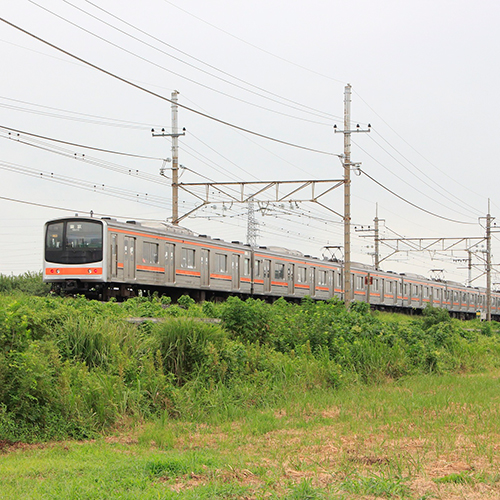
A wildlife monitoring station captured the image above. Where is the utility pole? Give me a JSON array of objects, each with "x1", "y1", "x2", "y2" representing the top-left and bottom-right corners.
[
  {"x1": 334, "y1": 84, "x2": 370, "y2": 306},
  {"x1": 486, "y1": 199, "x2": 492, "y2": 321},
  {"x1": 152, "y1": 90, "x2": 185, "y2": 225},
  {"x1": 374, "y1": 204, "x2": 380, "y2": 270}
]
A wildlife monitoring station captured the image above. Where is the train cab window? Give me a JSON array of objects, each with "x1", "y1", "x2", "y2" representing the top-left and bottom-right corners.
[
  {"x1": 143, "y1": 242, "x2": 159, "y2": 264},
  {"x1": 274, "y1": 263, "x2": 285, "y2": 280},
  {"x1": 45, "y1": 219, "x2": 103, "y2": 264},
  {"x1": 181, "y1": 248, "x2": 196, "y2": 269},
  {"x1": 297, "y1": 267, "x2": 307, "y2": 283},
  {"x1": 318, "y1": 270, "x2": 327, "y2": 286},
  {"x1": 216, "y1": 253, "x2": 228, "y2": 273}
]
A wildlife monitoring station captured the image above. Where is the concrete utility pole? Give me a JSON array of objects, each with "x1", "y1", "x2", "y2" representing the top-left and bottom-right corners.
[
  {"x1": 152, "y1": 90, "x2": 185, "y2": 225},
  {"x1": 334, "y1": 84, "x2": 370, "y2": 306},
  {"x1": 486, "y1": 199, "x2": 492, "y2": 321}
]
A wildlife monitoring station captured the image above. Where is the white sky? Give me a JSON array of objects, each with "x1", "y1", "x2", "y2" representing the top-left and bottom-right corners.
[{"x1": 1, "y1": 0, "x2": 499, "y2": 286}]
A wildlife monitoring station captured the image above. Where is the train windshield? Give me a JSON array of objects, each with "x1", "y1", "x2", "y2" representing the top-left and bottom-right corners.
[{"x1": 45, "y1": 220, "x2": 103, "y2": 264}]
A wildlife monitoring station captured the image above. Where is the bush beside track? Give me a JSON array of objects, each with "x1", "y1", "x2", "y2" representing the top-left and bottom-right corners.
[{"x1": 1, "y1": 272, "x2": 500, "y2": 442}]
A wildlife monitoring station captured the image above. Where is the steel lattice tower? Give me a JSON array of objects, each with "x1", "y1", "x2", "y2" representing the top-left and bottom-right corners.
[{"x1": 246, "y1": 198, "x2": 258, "y2": 247}]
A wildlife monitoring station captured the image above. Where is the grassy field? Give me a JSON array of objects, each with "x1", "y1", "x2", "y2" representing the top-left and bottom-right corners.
[{"x1": 2, "y1": 370, "x2": 500, "y2": 499}]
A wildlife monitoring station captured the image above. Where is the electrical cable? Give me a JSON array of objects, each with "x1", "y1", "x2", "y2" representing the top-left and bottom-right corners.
[
  {"x1": 27, "y1": 0, "x2": 335, "y2": 127},
  {"x1": 368, "y1": 132, "x2": 483, "y2": 217},
  {"x1": 0, "y1": 125, "x2": 163, "y2": 160},
  {"x1": 0, "y1": 95, "x2": 161, "y2": 130},
  {"x1": 69, "y1": 0, "x2": 340, "y2": 123},
  {"x1": 0, "y1": 17, "x2": 338, "y2": 157},
  {"x1": 352, "y1": 139, "x2": 476, "y2": 221},
  {"x1": 360, "y1": 168, "x2": 476, "y2": 225},
  {"x1": 160, "y1": 0, "x2": 347, "y2": 85}
]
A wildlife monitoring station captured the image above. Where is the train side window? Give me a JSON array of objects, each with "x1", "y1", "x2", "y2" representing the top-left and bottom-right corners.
[
  {"x1": 297, "y1": 267, "x2": 307, "y2": 283},
  {"x1": 274, "y1": 263, "x2": 285, "y2": 280},
  {"x1": 216, "y1": 253, "x2": 227, "y2": 273},
  {"x1": 244, "y1": 258, "x2": 250, "y2": 275},
  {"x1": 181, "y1": 248, "x2": 195, "y2": 269},
  {"x1": 318, "y1": 270, "x2": 327, "y2": 286},
  {"x1": 374, "y1": 279, "x2": 379, "y2": 291},
  {"x1": 143, "y1": 242, "x2": 159, "y2": 264},
  {"x1": 255, "y1": 260, "x2": 262, "y2": 277}
]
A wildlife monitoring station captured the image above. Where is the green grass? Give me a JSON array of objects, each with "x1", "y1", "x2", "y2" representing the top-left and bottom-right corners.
[{"x1": 2, "y1": 370, "x2": 500, "y2": 499}]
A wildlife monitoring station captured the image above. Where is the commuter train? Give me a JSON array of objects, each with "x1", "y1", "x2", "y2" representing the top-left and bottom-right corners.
[{"x1": 43, "y1": 216, "x2": 500, "y2": 319}]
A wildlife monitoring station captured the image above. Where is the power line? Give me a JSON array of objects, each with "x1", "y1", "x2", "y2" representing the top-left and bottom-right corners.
[
  {"x1": 354, "y1": 89, "x2": 488, "y2": 205},
  {"x1": 0, "y1": 125, "x2": 163, "y2": 160},
  {"x1": 160, "y1": 0, "x2": 347, "y2": 85},
  {"x1": 0, "y1": 16, "x2": 338, "y2": 157},
  {"x1": 368, "y1": 131, "x2": 483, "y2": 217},
  {"x1": 0, "y1": 95, "x2": 161, "y2": 130},
  {"x1": 360, "y1": 169, "x2": 476, "y2": 225},
  {"x1": 353, "y1": 138, "x2": 476, "y2": 221},
  {"x1": 73, "y1": 0, "x2": 341, "y2": 123},
  {"x1": 27, "y1": 0, "x2": 336, "y2": 127}
]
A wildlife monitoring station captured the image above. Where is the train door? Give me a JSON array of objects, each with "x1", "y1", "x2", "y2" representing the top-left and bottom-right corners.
[
  {"x1": 263, "y1": 259, "x2": 271, "y2": 293},
  {"x1": 165, "y1": 243, "x2": 175, "y2": 283},
  {"x1": 201, "y1": 249, "x2": 210, "y2": 287},
  {"x1": 124, "y1": 236, "x2": 136, "y2": 281},
  {"x1": 310, "y1": 267, "x2": 316, "y2": 297},
  {"x1": 232, "y1": 254, "x2": 240, "y2": 290},
  {"x1": 110, "y1": 233, "x2": 118, "y2": 279},
  {"x1": 288, "y1": 263, "x2": 295, "y2": 295}
]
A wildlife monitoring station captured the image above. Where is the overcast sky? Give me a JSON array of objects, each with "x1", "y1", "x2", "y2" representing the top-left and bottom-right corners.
[{"x1": 1, "y1": 0, "x2": 499, "y2": 286}]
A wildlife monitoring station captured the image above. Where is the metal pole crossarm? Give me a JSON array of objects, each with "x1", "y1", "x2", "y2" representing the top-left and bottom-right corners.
[
  {"x1": 177, "y1": 179, "x2": 344, "y2": 204},
  {"x1": 151, "y1": 131, "x2": 186, "y2": 138}
]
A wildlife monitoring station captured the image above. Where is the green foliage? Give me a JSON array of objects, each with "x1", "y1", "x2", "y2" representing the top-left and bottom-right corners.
[
  {"x1": 1, "y1": 292, "x2": 500, "y2": 442},
  {"x1": 422, "y1": 304, "x2": 451, "y2": 329},
  {"x1": 220, "y1": 296, "x2": 271, "y2": 343},
  {"x1": 177, "y1": 294, "x2": 195, "y2": 309},
  {"x1": 340, "y1": 473, "x2": 411, "y2": 498},
  {"x1": 0, "y1": 271, "x2": 51, "y2": 296}
]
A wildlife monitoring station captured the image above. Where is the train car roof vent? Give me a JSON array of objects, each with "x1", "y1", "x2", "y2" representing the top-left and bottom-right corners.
[
  {"x1": 101, "y1": 217, "x2": 116, "y2": 221},
  {"x1": 259, "y1": 246, "x2": 268, "y2": 249},
  {"x1": 198, "y1": 234, "x2": 211, "y2": 239},
  {"x1": 231, "y1": 240, "x2": 242, "y2": 244},
  {"x1": 126, "y1": 220, "x2": 140, "y2": 225},
  {"x1": 304, "y1": 254, "x2": 312, "y2": 258}
]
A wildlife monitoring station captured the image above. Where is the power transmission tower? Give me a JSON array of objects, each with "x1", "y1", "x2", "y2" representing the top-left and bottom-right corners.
[
  {"x1": 334, "y1": 84, "x2": 370, "y2": 306},
  {"x1": 151, "y1": 90, "x2": 186, "y2": 225},
  {"x1": 247, "y1": 197, "x2": 258, "y2": 247}
]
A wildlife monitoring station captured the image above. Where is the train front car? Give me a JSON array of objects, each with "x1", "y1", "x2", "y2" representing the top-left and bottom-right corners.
[{"x1": 43, "y1": 217, "x2": 107, "y2": 297}]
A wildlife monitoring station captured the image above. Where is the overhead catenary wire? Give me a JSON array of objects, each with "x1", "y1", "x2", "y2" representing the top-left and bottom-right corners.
[{"x1": 0, "y1": 17, "x2": 338, "y2": 157}]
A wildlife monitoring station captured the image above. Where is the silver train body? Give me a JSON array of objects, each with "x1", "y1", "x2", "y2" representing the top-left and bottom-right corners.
[{"x1": 43, "y1": 216, "x2": 500, "y2": 318}]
